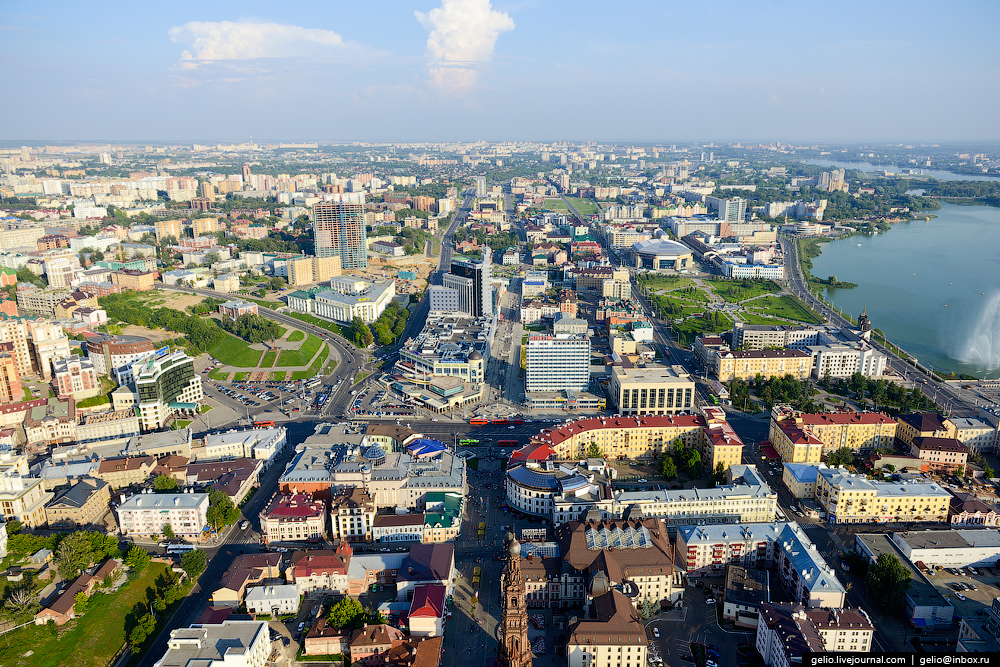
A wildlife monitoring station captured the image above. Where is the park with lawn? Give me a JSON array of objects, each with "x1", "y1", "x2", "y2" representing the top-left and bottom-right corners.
[
  {"x1": 637, "y1": 275, "x2": 825, "y2": 340},
  {"x1": 209, "y1": 327, "x2": 330, "y2": 381}
]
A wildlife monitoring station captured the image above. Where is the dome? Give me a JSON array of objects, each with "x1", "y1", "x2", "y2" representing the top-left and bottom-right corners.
[
  {"x1": 468, "y1": 350, "x2": 483, "y2": 361},
  {"x1": 589, "y1": 571, "x2": 610, "y2": 597},
  {"x1": 630, "y1": 238, "x2": 691, "y2": 257},
  {"x1": 506, "y1": 532, "x2": 521, "y2": 556}
]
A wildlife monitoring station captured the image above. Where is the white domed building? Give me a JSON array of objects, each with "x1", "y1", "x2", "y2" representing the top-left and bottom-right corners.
[{"x1": 629, "y1": 238, "x2": 693, "y2": 272}]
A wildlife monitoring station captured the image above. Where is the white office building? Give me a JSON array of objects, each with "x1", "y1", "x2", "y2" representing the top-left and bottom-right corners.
[
  {"x1": 201, "y1": 427, "x2": 288, "y2": 468},
  {"x1": 116, "y1": 492, "x2": 209, "y2": 539},
  {"x1": 427, "y1": 286, "x2": 460, "y2": 313},
  {"x1": 311, "y1": 277, "x2": 395, "y2": 324},
  {"x1": 525, "y1": 334, "x2": 591, "y2": 394},
  {"x1": 153, "y1": 621, "x2": 270, "y2": 667}
]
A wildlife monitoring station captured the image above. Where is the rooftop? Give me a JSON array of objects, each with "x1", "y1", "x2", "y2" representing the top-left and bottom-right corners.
[{"x1": 157, "y1": 620, "x2": 268, "y2": 667}]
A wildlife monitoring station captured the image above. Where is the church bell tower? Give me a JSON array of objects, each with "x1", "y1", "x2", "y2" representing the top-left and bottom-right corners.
[{"x1": 497, "y1": 532, "x2": 532, "y2": 667}]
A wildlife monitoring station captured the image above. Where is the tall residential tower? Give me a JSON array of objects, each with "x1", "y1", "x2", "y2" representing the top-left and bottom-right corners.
[{"x1": 313, "y1": 194, "x2": 368, "y2": 270}]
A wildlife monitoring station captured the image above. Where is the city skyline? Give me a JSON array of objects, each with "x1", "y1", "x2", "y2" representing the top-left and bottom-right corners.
[{"x1": 2, "y1": 0, "x2": 999, "y2": 143}]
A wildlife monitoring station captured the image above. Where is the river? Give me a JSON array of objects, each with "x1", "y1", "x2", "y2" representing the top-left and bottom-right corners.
[
  {"x1": 810, "y1": 203, "x2": 1000, "y2": 378},
  {"x1": 804, "y1": 158, "x2": 1000, "y2": 182}
]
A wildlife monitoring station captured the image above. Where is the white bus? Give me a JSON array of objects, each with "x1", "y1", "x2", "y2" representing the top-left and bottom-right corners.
[{"x1": 165, "y1": 543, "x2": 197, "y2": 554}]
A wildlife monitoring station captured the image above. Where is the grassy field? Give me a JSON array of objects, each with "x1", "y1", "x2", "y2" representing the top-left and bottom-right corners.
[
  {"x1": 672, "y1": 313, "x2": 735, "y2": 346},
  {"x1": 287, "y1": 330, "x2": 305, "y2": 342},
  {"x1": 562, "y1": 196, "x2": 599, "y2": 215},
  {"x1": 209, "y1": 333, "x2": 263, "y2": 367},
  {"x1": 287, "y1": 312, "x2": 347, "y2": 338},
  {"x1": 0, "y1": 564, "x2": 170, "y2": 667},
  {"x1": 640, "y1": 275, "x2": 694, "y2": 291},
  {"x1": 746, "y1": 295, "x2": 822, "y2": 324},
  {"x1": 542, "y1": 198, "x2": 568, "y2": 211},
  {"x1": 663, "y1": 286, "x2": 711, "y2": 303},
  {"x1": 650, "y1": 294, "x2": 706, "y2": 318},
  {"x1": 269, "y1": 371, "x2": 286, "y2": 380},
  {"x1": 354, "y1": 371, "x2": 369, "y2": 384},
  {"x1": 234, "y1": 372, "x2": 250, "y2": 381},
  {"x1": 207, "y1": 368, "x2": 230, "y2": 381},
  {"x1": 323, "y1": 359, "x2": 339, "y2": 374},
  {"x1": 290, "y1": 344, "x2": 330, "y2": 380},
  {"x1": 260, "y1": 350, "x2": 278, "y2": 367},
  {"x1": 276, "y1": 334, "x2": 322, "y2": 367},
  {"x1": 704, "y1": 278, "x2": 783, "y2": 303}
]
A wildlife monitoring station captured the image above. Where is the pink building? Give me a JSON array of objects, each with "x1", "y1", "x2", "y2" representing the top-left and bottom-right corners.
[{"x1": 52, "y1": 355, "x2": 100, "y2": 400}]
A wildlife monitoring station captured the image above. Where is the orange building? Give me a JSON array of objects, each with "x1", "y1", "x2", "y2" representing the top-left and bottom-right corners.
[{"x1": 0, "y1": 269, "x2": 17, "y2": 287}]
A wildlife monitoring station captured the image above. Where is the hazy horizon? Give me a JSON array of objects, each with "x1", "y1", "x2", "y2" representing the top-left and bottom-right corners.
[{"x1": 3, "y1": 0, "x2": 999, "y2": 143}]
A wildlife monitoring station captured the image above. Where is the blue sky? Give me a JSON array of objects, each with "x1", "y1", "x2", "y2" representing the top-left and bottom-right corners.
[{"x1": 2, "y1": 0, "x2": 998, "y2": 143}]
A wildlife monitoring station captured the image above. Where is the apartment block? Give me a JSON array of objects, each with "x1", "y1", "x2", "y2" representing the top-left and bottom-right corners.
[
  {"x1": 52, "y1": 354, "x2": 100, "y2": 399},
  {"x1": 815, "y1": 467, "x2": 950, "y2": 525},
  {"x1": 116, "y1": 492, "x2": 209, "y2": 539},
  {"x1": 715, "y1": 349, "x2": 812, "y2": 382},
  {"x1": 313, "y1": 196, "x2": 367, "y2": 269}
]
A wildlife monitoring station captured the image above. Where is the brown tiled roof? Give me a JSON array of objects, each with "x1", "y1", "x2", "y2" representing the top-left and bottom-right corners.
[
  {"x1": 98, "y1": 456, "x2": 154, "y2": 473},
  {"x1": 912, "y1": 437, "x2": 967, "y2": 453},
  {"x1": 385, "y1": 636, "x2": 443, "y2": 667},
  {"x1": 568, "y1": 590, "x2": 645, "y2": 644},
  {"x1": 556, "y1": 518, "x2": 672, "y2": 582},
  {"x1": 899, "y1": 412, "x2": 951, "y2": 433},
  {"x1": 350, "y1": 623, "x2": 405, "y2": 648}
]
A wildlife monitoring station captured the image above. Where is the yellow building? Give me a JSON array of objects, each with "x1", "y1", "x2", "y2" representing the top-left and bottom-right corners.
[
  {"x1": 154, "y1": 218, "x2": 183, "y2": 243},
  {"x1": 609, "y1": 365, "x2": 696, "y2": 416},
  {"x1": 770, "y1": 420, "x2": 825, "y2": 463},
  {"x1": 895, "y1": 412, "x2": 956, "y2": 449},
  {"x1": 111, "y1": 270, "x2": 157, "y2": 292},
  {"x1": 533, "y1": 410, "x2": 743, "y2": 473},
  {"x1": 191, "y1": 216, "x2": 220, "y2": 237},
  {"x1": 781, "y1": 463, "x2": 826, "y2": 498},
  {"x1": 769, "y1": 406, "x2": 897, "y2": 459},
  {"x1": 288, "y1": 255, "x2": 342, "y2": 287},
  {"x1": 815, "y1": 467, "x2": 950, "y2": 524},
  {"x1": 715, "y1": 349, "x2": 812, "y2": 382}
]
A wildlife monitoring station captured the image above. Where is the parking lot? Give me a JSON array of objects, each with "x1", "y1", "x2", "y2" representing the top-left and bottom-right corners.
[{"x1": 928, "y1": 566, "x2": 1000, "y2": 624}]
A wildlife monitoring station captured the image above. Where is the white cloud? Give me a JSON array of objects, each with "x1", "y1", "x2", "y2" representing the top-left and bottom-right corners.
[
  {"x1": 167, "y1": 20, "x2": 363, "y2": 70},
  {"x1": 415, "y1": 0, "x2": 514, "y2": 92}
]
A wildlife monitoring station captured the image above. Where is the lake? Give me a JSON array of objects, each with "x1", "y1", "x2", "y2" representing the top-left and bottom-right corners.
[
  {"x1": 805, "y1": 158, "x2": 1000, "y2": 182},
  {"x1": 810, "y1": 203, "x2": 1000, "y2": 378}
]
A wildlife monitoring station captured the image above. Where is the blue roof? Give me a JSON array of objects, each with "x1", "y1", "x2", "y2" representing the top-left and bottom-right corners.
[
  {"x1": 406, "y1": 439, "x2": 447, "y2": 458},
  {"x1": 783, "y1": 463, "x2": 820, "y2": 484}
]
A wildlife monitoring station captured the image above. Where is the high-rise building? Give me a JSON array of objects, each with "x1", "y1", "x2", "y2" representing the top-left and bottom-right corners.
[
  {"x1": 28, "y1": 320, "x2": 71, "y2": 380},
  {"x1": 117, "y1": 350, "x2": 203, "y2": 430},
  {"x1": 445, "y1": 250, "x2": 492, "y2": 317},
  {"x1": 0, "y1": 343, "x2": 21, "y2": 406},
  {"x1": 475, "y1": 176, "x2": 488, "y2": 198},
  {"x1": 241, "y1": 163, "x2": 252, "y2": 183},
  {"x1": 313, "y1": 195, "x2": 367, "y2": 269},
  {"x1": 525, "y1": 334, "x2": 591, "y2": 394},
  {"x1": 497, "y1": 533, "x2": 532, "y2": 667},
  {"x1": 717, "y1": 197, "x2": 747, "y2": 223}
]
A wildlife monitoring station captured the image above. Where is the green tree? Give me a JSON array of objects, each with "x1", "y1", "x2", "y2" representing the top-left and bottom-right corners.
[
  {"x1": 714, "y1": 462, "x2": 727, "y2": 484},
  {"x1": 129, "y1": 613, "x2": 157, "y2": 650},
  {"x1": 203, "y1": 251, "x2": 221, "y2": 266},
  {"x1": 153, "y1": 474, "x2": 178, "y2": 491},
  {"x1": 865, "y1": 552, "x2": 912, "y2": 615},
  {"x1": 268, "y1": 276, "x2": 286, "y2": 291},
  {"x1": 985, "y1": 466, "x2": 996, "y2": 479},
  {"x1": 659, "y1": 453, "x2": 677, "y2": 480},
  {"x1": 206, "y1": 489, "x2": 241, "y2": 530},
  {"x1": 180, "y1": 550, "x2": 207, "y2": 578},
  {"x1": 125, "y1": 545, "x2": 151, "y2": 572},
  {"x1": 827, "y1": 446, "x2": 854, "y2": 468},
  {"x1": 684, "y1": 449, "x2": 702, "y2": 477},
  {"x1": 56, "y1": 531, "x2": 95, "y2": 580},
  {"x1": 585, "y1": 443, "x2": 604, "y2": 458},
  {"x1": 162, "y1": 524, "x2": 176, "y2": 540},
  {"x1": 327, "y1": 597, "x2": 368, "y2": 629},
  {"x1": 74, "y1": 591, "x2": 89, "y2": 614}
]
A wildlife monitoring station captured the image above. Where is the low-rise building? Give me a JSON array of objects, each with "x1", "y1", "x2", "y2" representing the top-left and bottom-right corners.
[
  {"x1": 756, "y1": 603, "x2": 874, "y2": 667},
  {"x1": 373, "y1": 514, "x2": 425, "y2": 543},
  {"x1": 44, "y1": 476, "x2": 109, "y2": 529},
  {"x1": 769, "y1": 406, "x2": 897, "y2": 463},
  {"x1": 853, "y1": 532, "x2": 953, "y2": 628},
  {"x1": 287, "y1": 547, "x2": 351, "y2": 596},
  {"x1": 889, "y1": 528, "x2": 1000, "y2": 567},
  {"x1": 608, "y1": 365, "x2": 696, "y2": 416},
  {"x1": 152, "y1": 620, "x2": 270, "y2": 667},
  {"x1": 201, "y1": 427, "x2": 287, "y2": 468},
  {"x1": 815, "y1": 467, "x2": 951, "y2": 525},
  {"x1": 217, "y1": 300, "x2": 258, "y2": 320},
  {"x1": 331, "y1": 487, "x2": 375, "y2": 542},
  {"x1": 211, "y1": 553, "x2": 284, "y2": 607},
  {"x1": 723, "y1": 565, "x2": 770, "y2": 628},
  {"x1": 75, "y1": 409, "x2": 141, "y2": 450},
  {"x1": 408, "y1": 584, "x2": 446, "y2": 637},
  {"x1": 259, "y1": 493, "x2": 327, "y2": 545},
  {"x1": 94, "y1": 455, "x2": 156, "y2": 488},
  {"x1": 715, "y1": 349, "x2": 812, "y2": 382},
  {"x1": 948, "y1": 491, "x2": 1000, "y2": 527},
  {"x1": 116, "y1": 492, "x2": 209, "y2": 540},
  {"x1": 243, "y1": 584, "x2": 300, "y2": 616},
  {"x1": 781, "y1": 463, "x2": 826, "y2": 499},
  {"x1": 896, "y1": 412, "x2": 956, "y2": 449},
  {"x1": 910, "y1": 437, "x2": 968, "y2": 473},
  {"x1": 567, "y1": 590, "x2": 647, "y2": 667}
]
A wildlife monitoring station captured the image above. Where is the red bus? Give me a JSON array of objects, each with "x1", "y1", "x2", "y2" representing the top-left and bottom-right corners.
[
  {"x1": 498, "y1": 440, "x2": 518, "y2": 448},
  {"x1": 254, "y1": 420, "x2": 275, "y2": 428},
  {"x1": 469, "y1": 417, "x2": 489, "y2": 426},
  {"x1": 510, "y1": 419, "x2": 524, "y2": 425},
  {"x1": 491, "y1": 418, "x2": 510, "y2": 426}
]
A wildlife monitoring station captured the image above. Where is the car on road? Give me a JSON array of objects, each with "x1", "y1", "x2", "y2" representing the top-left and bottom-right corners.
[
  {"x1": 956, "y1": 593, "x2": 967, "y2": 601},
  {"x1": 705, "y1": 598, "x2": 716, "y2": 605},
  {"x1": 240, "y1": 520, "x2": 249, "y2": 530},
  {"x1": 652, "y1": 628, "x2": 659, "y2": 638}
]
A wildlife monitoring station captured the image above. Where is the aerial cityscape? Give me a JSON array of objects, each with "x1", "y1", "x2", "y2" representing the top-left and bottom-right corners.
[{"x1": 1, "y1": 1, "x2": 1000, "y2": 666}]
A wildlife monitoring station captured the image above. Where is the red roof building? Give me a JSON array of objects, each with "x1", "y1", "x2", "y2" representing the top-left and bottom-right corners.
[
  {"x1": 408, "y1": 584, "x2": 446, "y2": 637},
  {"x1": 259, "y1": 493, "x2": 327, "y2": 545}
]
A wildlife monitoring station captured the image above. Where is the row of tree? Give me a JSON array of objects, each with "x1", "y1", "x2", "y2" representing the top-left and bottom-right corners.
[
  {"x1": 371, "y1": 301, "x2": 409, "y2": 346},
  {"x1": 218, "y1": 312, "x2": 284, "y2": 344},
  {"x1": 99, "y1": 292, "x2": 226, "y2": 353}
]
